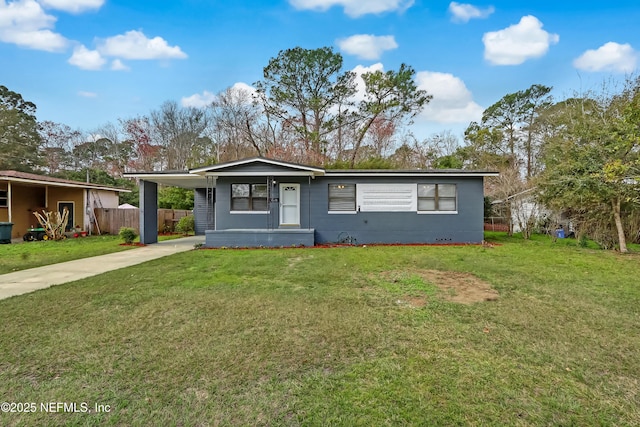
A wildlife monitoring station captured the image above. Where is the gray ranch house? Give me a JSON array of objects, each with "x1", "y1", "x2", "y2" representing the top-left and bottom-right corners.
[{"x1": 126, "y1": 157, "x2": 498, "y2": 247}]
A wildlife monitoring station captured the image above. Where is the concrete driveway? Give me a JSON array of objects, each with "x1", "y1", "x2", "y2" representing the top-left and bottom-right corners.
[{"x1": 0, "y1": 235, "x2": 204, "y2": 300}]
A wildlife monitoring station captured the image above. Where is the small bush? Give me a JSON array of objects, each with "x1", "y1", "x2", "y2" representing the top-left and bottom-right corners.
[
  {"x1": 119, "y1": 227, "x2": 138, "y2": 244},
  {"x1": 176, "y1": 215, "x2": 195, "y2": 235},
  {"x1": 579, "y1": 234, "x2": 589, "y2": 248}
]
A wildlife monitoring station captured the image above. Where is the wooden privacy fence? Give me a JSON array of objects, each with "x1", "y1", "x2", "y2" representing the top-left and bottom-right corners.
[
  {"x1": 93, "y1": 208, "x2": 192, "y2": 235},
  {"x1": 484, "y1": 216, "x2": 509, "y2": 232}
]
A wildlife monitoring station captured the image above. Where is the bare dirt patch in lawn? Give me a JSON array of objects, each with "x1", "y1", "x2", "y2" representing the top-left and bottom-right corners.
[
  {"x1": 288, "y1": 255, "x2": 313, "y2": 268},
  {"x1": 379, "y1": 269, "x2": 498, "y2": 305},
  {"x1": 418, "y1": 269, "x2": 498, "y2": 304}
]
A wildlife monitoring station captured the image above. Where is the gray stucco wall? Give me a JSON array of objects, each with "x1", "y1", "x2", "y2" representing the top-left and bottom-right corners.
[{"x1": 209, "y1": 174, "x2": 485, "y2": 245}]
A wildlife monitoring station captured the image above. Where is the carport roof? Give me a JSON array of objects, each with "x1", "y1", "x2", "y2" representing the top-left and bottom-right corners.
[{"x1": 123, "y1": 171, "x2": 209, "y2": 189}]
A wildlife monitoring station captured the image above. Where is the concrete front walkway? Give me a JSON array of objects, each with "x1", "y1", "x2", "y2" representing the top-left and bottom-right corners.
[{"x1": 0, "y1": 235, "x2": 204, "y2": 300}]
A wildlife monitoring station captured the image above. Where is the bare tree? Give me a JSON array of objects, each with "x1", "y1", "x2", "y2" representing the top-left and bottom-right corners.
[
  {"x1": 120, "y1": 116, "x2": 162, "y2": 171},
  {"x1": 38, "y1": 121, "x2": 82, "y2": 173},
  {"x1": 150, "y1": 101, "x2": 210, "y2": 170},
  {"x1": 209, "y1": 86, "x2": 265, "y2": 162}
]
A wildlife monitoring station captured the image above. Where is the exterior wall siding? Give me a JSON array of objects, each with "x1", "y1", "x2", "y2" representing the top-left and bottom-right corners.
[
  {"x1": 310, "y1": 177, "x2": 484, "y2": 244},
  {"x1": 90, "y1": 190, "x2": 119, "y2": 209},
  {"x1": 194, "y1": 188, "x2": 215, "y2": 235},
  {"x1": 206, "y1": 229, "x2": 314, "y2": 247},
  {"x1": 1, "y1": 184, "x2": 121, "y2": 238},
  {"x1": 208, "y1": 173, "x2": 485, "y2": 246},
  {"x1": 214, "y1": 176, "x2": 313, "y2": 230},
  {"x1": 9, "y1": 185, "x2": 46, "y2": 238}
]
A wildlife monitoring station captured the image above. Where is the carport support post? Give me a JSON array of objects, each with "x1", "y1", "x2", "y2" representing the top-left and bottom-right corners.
[{"x1": 139, "y1": 180, "x2": 158, "y2": 244}]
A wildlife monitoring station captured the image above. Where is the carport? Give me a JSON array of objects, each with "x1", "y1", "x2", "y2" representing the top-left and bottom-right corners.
[{"x1": 124, "y1": 172, "x2": 211, "y2": 244}]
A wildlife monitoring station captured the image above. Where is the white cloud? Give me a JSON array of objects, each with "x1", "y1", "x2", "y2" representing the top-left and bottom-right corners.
[
  {"x1": 483, "y1": 15, "x2": 559, "y2": 65},
  {"x1": 38, "y1": 0, "x2": 104, "y2": 14},
  {"x1": 289, "y1": 0, "x2": 414, "y2": 18},
  {"x1": 230, "y1": 82, "x2": 258, "y2": 97},
  {"x1": 351, "y1": 63, "x2": 385, "y2": 103},
  {"x1": 97, "y1": 30, "x2": 187, "y2": 60},
  {"x1": 67, "y1": 44, "x2": 105, "y2": 70},
  {"x1": 181, "y1": 90, "x2": 217, "y2": 108},
  {"x1": 110, "y1": 59, "x2": 130, "y2": 71},
  {"x1": 348, "y1": 65, "x2": 482, "y2": 124},
  {"x1": 337, "y1": 34, "x2": 398, "y2": 60},
  {"x1": 78, "y1": 90, "x2": 97, "y2": 98},
  {"x1": 573, "y1": 42, "x2": 637, "y2": 73},
  {"x1": 415, "y1": 71, "x2": 483, "y2": 123},
  {"x1": 0, "y1": 0, "x2": 67, "y2": 51},
  {"x1": 182, "y1": 83, "x2": 259, "y2": 108},
  {"x1": 448, "y1": 2, "x2": 494, "y2": 23}
]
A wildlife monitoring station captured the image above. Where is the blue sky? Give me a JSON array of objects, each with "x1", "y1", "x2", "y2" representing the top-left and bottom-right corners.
[{"x1": 2, "y1": 0, "x2": 639, "y2": 140}]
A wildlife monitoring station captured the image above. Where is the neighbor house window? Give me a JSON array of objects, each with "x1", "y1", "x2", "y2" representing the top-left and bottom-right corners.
[
  {"x1": 0, "y1": 190, "x2": 7, "y2": 207},
  {"x1": 328, "y1": 184, "x2": 356, "y2": 211},
  {"x1": 231, "y1": 184, "x2": 268, "y2": 211},
  {"x1": 418, "y1": 184, "x2": 457, "y2": 212}
]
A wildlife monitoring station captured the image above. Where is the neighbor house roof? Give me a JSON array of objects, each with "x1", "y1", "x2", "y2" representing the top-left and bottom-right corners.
[{"x1": 0, "y1": 170, "x2": 130, "y2": 192}]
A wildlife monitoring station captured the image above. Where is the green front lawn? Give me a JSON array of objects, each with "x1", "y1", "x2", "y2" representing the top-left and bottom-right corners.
[
  {"x1": 1, "y1": 234, "x2": 639, "y2": 425},
  {"x1": 0, "y1": 234, "x2": 188, "y2": 275},
  {"x1": 0, "y1": 235, "x2": 134, "y2": 274}
]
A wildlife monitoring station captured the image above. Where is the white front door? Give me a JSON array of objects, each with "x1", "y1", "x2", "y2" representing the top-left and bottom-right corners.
[{"x1": 279, "y1": 183, "x2": 300, "y2": 226}]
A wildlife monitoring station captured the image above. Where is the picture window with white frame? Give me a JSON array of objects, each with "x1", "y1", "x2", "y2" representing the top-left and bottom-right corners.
[
  {"x1": 231, "y1": 184, "x2": 268, "y2": 211},
  {"x1": 328, "y1": 184, "x2": 356, "y2": 211},
  {"x1": 418, "y1": 184, "x2": 457, "y2": 212}
]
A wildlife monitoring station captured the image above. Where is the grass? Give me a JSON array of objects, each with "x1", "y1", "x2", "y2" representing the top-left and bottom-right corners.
[
  {"x1": 0, "y1": 234, "x2": 187, "y2": 275},
  {"x1": 1, "y1": 232, "x2": 639, "y2": 425},
  {"x1": 0, "y1": 235, "x2": 134, "y2": 274}
]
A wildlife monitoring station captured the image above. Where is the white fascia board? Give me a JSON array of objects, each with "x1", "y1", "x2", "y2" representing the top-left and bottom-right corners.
[
  {"x1": 325, "y1": 172, "x2": 499, "y2": 178},
  {"x1": 203, "y1": 171, "x2": 317, "y2": 177},
  {"x1": 190, "y1": 158, "x2": 325, "y2": 175},
  {"x1": 124, "y1": 173, "x2": 192, "y2": 179}
]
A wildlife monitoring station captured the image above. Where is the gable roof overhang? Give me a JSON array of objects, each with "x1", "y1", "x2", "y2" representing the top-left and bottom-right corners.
[{"x1": 190, "y1": 157, "x2": 325, "y2": 177}]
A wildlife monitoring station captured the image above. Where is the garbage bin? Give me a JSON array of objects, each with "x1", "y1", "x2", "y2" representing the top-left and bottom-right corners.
[
  {"x1": 557, "y1": 228, "x2": 565, "y2": 239},
  {"x1": 0, "y1": 222, "x2": 13, "y2": 244}
]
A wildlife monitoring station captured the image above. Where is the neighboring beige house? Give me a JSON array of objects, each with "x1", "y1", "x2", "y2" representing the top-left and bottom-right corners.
[{"x1": 0, "y1": 170, "x2": 129, "y2": 239}]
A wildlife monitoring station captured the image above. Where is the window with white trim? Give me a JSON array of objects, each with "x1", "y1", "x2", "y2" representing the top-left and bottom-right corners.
[
  {"x1": 418, "y1": 184, "x2": 457, "y2": 212},
  {"x1": 328, "y1": 184, "x2": 356, "y2": 211},
  {"x1": 231, "y1": 184, "x2": 268, "y2": 211},
  {"x1": 0, "y1": 190, "x2": 7, "y2": 207}
]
